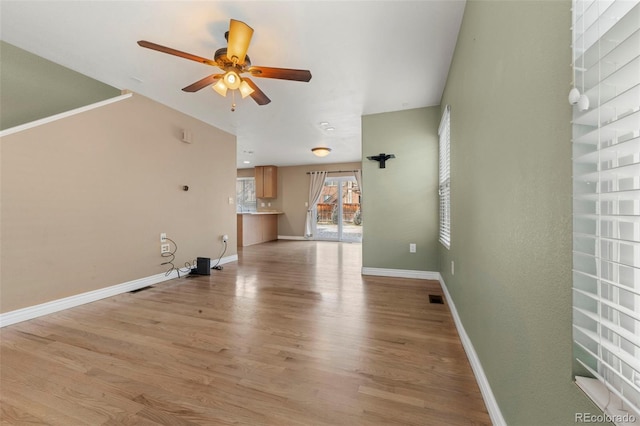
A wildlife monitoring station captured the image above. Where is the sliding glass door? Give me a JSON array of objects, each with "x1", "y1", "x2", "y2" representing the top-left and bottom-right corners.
[{"x1": 314, "y1": 176, "x2": 362, "y2": 242}]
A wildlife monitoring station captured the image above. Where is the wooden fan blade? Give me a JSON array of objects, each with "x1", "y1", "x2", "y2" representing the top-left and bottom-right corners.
[
  {"x1": 182, "y1": 74, "x2": 224, "y2": 92},
  {"x1": 137, "y1": 40, "x2": 217, "y2": 67},
  {"x1": 227, "y1": 19, "x2": 253, "y2": 65},
  {"x1": 243, "y1": 78, "x2": 271, "y2": 105},
  {"x1": 247, "y1": 66, "x2": 312, "y2": 82}
]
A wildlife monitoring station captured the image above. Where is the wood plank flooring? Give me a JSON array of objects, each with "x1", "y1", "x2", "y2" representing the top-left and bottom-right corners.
[{"x1": 0, "y1": 241, "x2": 490, "y2": 425}]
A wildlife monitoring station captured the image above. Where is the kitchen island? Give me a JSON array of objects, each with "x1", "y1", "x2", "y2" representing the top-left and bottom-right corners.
[{"x1": 236, "y1": 212, "x2": 283, "y2": 247}]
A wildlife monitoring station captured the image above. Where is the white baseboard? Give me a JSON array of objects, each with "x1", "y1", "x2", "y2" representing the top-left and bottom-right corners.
[
  {"x1": 0, "y1": 254, "x2": 238, "y2": 328},
  {"x1": 277, "y1": 235, "x2": 306, "y2": 240},
  {"x1": 438, "y1": 274, "x2": 506, "y2": 426},
  {"x1": 214, "y1": 254, "x2": 238, "y2": 265},
  {"x1": 361, "y1": 267, "x2": 440, "y2": 280}
]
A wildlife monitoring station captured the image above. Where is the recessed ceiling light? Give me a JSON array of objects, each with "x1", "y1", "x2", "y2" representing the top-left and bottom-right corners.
[
  {"x1": 319, "y1": 121, "x2": 329, "y2": 126},
  {"x1": 325, "y1": 127, "x2": 335, "y2": 131},
  {"x1": 243, "y1": 160, "x2": 251, "y2": 164}
]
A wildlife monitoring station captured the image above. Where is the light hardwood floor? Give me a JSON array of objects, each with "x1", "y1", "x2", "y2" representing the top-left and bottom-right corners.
[{"x1": 1, "y1": 241, "x2": 490, "y2": 425}]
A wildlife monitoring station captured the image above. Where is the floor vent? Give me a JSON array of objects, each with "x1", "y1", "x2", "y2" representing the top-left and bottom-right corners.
[
  {"x1": 429, "y1": 294, "x2": 444, "y2": 304},
  {"x1": 129, "y1": 286, "x2": 154, "y2": 293}
]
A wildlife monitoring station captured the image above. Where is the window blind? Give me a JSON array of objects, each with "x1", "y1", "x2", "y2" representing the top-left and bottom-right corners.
[
  {"x1": 571, "y1": 0, "x2": 640, "y2": 421},
  {"x1": 439, "y1": 105, "x2": 451, "y2": 248}
]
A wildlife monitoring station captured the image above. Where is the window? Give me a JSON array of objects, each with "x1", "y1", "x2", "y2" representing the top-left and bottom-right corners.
[
  {"x1": 571, "y1": 0, "x2": 640, "y2": 420},
  {"x1": 236, "y1": 178, "x2": 256, "y2": 212},
  {"x1": 439, "y1": 105, "x2": 451, "y2": 248}
]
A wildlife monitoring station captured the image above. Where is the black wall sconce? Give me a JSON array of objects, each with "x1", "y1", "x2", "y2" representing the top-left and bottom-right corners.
[{"x1": 367, "y1": 153, "x2": 396, "y2": 168}]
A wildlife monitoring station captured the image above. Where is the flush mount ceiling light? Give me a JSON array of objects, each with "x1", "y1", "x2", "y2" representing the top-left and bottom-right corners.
[{"x1": 312, "y1": 147, "x2": 332, "y2": 157}]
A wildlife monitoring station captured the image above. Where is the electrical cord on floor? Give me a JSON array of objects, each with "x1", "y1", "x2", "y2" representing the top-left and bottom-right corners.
[
  {"x1": 211, "y1": 240, "x2": 227, "y2": 270},
  {"x1": 161, "y1": 237, "x2": 195, "y2": 278}
]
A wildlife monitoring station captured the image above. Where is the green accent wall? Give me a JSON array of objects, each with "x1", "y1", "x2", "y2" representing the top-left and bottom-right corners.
[
  {"x1": 0, "y1": 41, "x2": 121, "y2": 130},
  {"x1": 438, "y1": 1, "x2": 608, "y2": 424},
  {"x1": 362, "y1": 107, "x2": 440, "y2": 272}
]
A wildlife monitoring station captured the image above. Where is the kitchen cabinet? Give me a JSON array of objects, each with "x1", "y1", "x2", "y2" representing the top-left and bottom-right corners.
[{"x1": 255, "y1": 166, "x2": 277, "y2": 198}]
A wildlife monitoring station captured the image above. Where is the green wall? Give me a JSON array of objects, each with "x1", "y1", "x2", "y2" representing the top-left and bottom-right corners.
[
  {"x1": 362, "y1": 107, "x2": 440, "y2": 272},
  {"x1": 438, "y1": 1, "x2": 606, "y2": 424},
  {"x1": 0, "y1": 41, "x2": 121, "y2": 130}
]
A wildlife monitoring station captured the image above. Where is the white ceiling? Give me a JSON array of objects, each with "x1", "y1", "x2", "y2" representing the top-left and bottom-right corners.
[{"x1": 0, "y1": 1, "x2": 465, "y2": 169}]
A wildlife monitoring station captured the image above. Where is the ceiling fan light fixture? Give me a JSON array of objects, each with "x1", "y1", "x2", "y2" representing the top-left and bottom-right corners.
[
  {"x1": 312, "y1": 147, "x2": 332, "y2": 157},
  {"x1": 239, "y1": 80, "x2": 255, "y2": 98},
  {"x1": 224, "y1": 71, "x2": 241, "y2": 90},
  {"x1": 212, "y1": 79, "x2": 228, "y2": 97}
]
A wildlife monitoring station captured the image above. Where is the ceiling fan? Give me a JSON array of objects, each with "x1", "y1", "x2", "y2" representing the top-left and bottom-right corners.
[{"x1": 137, "y1": 19, "x2": 312, "y2": 110}]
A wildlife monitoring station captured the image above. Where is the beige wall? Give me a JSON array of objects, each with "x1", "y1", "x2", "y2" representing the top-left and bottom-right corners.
[
  {"x1": 361, "y1": 107, "x2": 440, "y2": 272},
  {"x1": 438, "y1": 1, "x2": 603, "y2": 424},
  {"x1": 237, "y1": 168, "x2": 254, "y2": 179},
  {"x1": 1, "y1": 93, "x2": 237, "y2": 313},
  {"x1": 277, "y1": 163, "x2": 361, "y2": 237}
]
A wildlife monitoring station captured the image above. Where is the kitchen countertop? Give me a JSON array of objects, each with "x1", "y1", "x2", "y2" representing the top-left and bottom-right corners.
[{"x1": 237, "y1": 211, "x2": 284, "y2": 215}]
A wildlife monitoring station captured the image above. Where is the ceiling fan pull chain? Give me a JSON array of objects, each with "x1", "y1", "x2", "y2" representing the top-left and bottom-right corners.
[{"x1": 231, "y1": 90, "x2": 237, "y2": 112}]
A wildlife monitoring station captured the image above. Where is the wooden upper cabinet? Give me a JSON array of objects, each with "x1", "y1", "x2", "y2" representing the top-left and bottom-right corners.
[{"x1": 255, "y1": 166, "x2": 277, "y2": 199}]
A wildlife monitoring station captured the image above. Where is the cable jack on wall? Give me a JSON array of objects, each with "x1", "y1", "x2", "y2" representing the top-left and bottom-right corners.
[
  {"x1": 161, "y1": 237, "x2": 196, "y2": 278},
  {"x1": 211, "y1": 235, "x2": 228, "y2": 270}
]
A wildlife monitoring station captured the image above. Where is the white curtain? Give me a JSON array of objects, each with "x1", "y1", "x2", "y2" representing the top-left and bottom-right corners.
[
  {"x1": 353, "y1": 169, "x2": 362, "y2": 200},
  {"x1": 305, "y1": 171, "x2": 327, "y2": 238}
]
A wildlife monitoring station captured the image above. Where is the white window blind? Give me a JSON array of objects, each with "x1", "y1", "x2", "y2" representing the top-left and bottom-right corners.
[
  {"x1": 439, "y1": 105, "x2": 451, "y2": 249},
  {"x1": 571, "y1": 0, "x2": 640, "y2": 422}
]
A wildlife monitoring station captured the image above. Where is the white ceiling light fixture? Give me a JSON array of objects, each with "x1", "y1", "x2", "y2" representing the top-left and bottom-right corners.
[
  {"x1": 213, "y1": 70, "x2": 255, "y2": 99},
  {"x1": 212, "y1": 78, "x2": 228, "y2": 97},
  {"x1": 238, "y1": 80, "x2": 255, "y2": 98},
  {"x1": 223, "y1": 70, "x2": 241, "y2": 90},
  {"x1": 312, "y1": 147, "x2": 332, "y2": 157}
]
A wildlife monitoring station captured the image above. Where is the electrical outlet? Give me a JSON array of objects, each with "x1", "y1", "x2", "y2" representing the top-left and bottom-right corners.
[
  {"x1": 222, "y1": 234, "x2": 229, "y2": 242},
  {"x1": 160, "y1": 244, "x2": 170, "y2": 254},
  {"x1": 160, "y1": 233, "x2": 167, "y2": 242},
  {"x1": 409, "y1": 243, "x2": 416, "y2": 253}
]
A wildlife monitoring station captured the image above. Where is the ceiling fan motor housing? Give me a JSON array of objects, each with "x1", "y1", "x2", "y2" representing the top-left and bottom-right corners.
[{"x1": 215, "y1": 48, "x2": 251, "y2": 70}]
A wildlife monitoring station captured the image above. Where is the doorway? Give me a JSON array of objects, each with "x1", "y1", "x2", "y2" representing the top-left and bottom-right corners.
[{"x1": 313, "y1": 176, "x2": 362, "y2": 242}]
